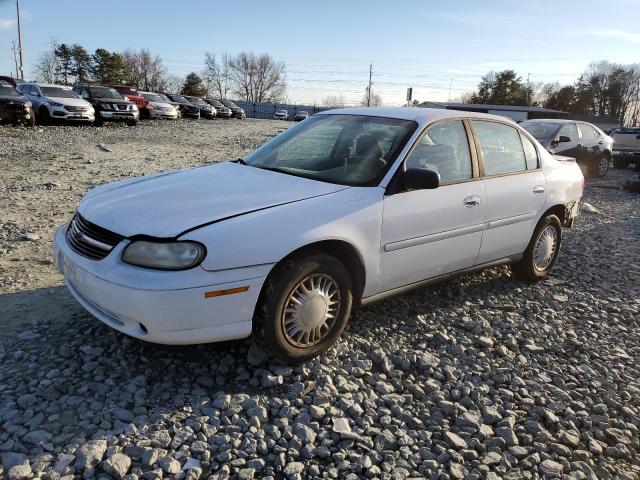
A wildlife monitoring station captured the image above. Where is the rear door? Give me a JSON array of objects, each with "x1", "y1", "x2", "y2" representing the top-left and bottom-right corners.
[{"x1": 471, "y1": 120, "x2": 546, "y2": 264}]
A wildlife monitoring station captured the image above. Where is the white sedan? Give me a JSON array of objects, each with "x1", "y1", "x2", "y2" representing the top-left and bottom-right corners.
[{"x1": 53, "y1": 108, "x2": 584, "y2": 362}]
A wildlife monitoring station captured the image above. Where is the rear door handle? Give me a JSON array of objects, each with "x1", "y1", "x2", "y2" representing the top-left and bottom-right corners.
[
  {"x1": 533, "y1": 185, "x2": 545, "y2": 193},
  {"x1": 463, "y1": 195, "x2": 481, "y2": 207}
]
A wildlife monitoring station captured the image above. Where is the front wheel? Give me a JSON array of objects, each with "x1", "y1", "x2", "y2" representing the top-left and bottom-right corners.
[
  {"x1": 254, "y1": 253, "x2": 353, "y2": 363},
  {"x1": 511, "y1": 215, "x2": 562, "y2": 282}
]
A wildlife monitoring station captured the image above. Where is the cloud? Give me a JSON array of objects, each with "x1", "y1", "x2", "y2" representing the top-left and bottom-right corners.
[
  {"x1": 587, "y1": 29, "x2": 640, "y2": 43},
  {"x1": 0, "y1": 18, "x2": 15, "y2": 29}
]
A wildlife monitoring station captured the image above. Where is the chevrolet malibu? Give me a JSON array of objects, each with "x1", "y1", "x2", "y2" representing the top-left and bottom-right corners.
[{"x1": 53, "y1": 108, "x2": 584, "y2": 362}]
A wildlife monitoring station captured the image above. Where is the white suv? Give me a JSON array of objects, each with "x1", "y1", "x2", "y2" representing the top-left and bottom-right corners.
[{"x1": 17, "y1": 83, "x2": 94, "y2": 125}]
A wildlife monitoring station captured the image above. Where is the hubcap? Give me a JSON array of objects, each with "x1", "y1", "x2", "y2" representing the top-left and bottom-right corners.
[
  {"x1": 282, "y1": 273, "x2": 340, "y2": 348},
  {"x1": 533, "y1": 225, "x2": 558, "y2": 271},
  {"x1": 599, "y1": 157, "x2": 609, "y2": 176}
]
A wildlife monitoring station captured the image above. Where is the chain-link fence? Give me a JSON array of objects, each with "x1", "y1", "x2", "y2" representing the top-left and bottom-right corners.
[{"x1": 231, "y1": 100, "x2": 329, "y2": 120}]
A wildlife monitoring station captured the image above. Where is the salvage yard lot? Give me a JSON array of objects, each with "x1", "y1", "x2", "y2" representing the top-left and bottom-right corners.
[{"x1": 0, "y1": 120, "x2": 639, "y2": 479}]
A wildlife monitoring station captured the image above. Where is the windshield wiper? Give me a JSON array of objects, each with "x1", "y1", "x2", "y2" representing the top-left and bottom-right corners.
[
  {"x1": 253, "y1": 165, "x2": 308, "y2": 179},
  {"x1": 232, "y1": 158, "x2": 247, "y2": 165}
]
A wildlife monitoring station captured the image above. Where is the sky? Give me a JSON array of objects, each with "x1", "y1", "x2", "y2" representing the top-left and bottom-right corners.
[{"x1": 0, "y1": 0, "x2": 639, "y2": 106}]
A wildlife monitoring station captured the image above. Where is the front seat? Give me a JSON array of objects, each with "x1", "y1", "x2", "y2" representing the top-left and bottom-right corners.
[{"x1": 353, "y1": 134, "x2": 386, "y2": 173}]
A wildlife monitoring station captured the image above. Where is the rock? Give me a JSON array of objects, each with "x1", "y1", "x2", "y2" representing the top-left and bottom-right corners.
[
  {"x1": 237, "y1": 468, "x2": 255, "y2": 480},
  {"x1": 581, "y1": 202, "x2": 599, "y2": 213},
  {"x1": 0, "y1": 453, "x2": 28, "y2": 470},
  {"x1": 283, "y1": 462, "x2": 305, "y2": 475},
  {"x1": 476, "y1": 336, "x2": 494, "y2": 348},
  {"x1": 481, "y1": 405, "x2": 502, "y2": 424},
  {"x1": 158, "y1": 456, "x2": 181, "y2": 475},
  {"x1": 102, "y1": 453, "x2": 131, "y2": 479},
  {"x1": 74, "y1": 440, "x2": 107, "y2": 469},
  {"x1": 495, "y1": 426, "x2": 519, "y2": 446},
  {"x1": 539, "y1": 459, "x2": 563, "y2": 477},
  {"x1": 246, "y1": 344, "x2": 269, "y2": 366},
  {"x1": 292, "y1": 423, "x2": 316, "y2": 444},
  {"x1": 7, "y1": 464, "x2": 32, "y2": 480},
  {"x1": 149, "y1": 430, "x2": 172, "y2": 448},
  {"x1": 455, "y1": 410, "x2": 482, "y2": 430},
  {"x1": 23, "y1": 430, "x2": 52, "y2": 445},
  {"x1": 443, "y1": 431, "x2": 467, "y2": 449},
  {"x1": 21, "y1": 233, "x2": 40, "y2": 241},
  {"x1": 16, "y1": 394, "x2": 38, "y2": 409},
  {"x1": 246, "y1": 406, "x2": 268, "y2": 422},
  {"x1": 332, "y1": 417, "x2": 351, "y2": 435}
]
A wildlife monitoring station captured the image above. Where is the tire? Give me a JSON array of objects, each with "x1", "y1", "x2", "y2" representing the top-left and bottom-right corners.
[
  {"x1": 591, "y1": 153, "x2": 609, "y2": 178},
  {"x1": 511, "y1": 215, "x2": 562, "y2": 282},
  {"x1": 254, "y1": 253, "x2": 353, "y2": 363},
  {"x1": 612, "y1": 157, "x2": 628, "y2": 169},
  {"x1": 127, "y1": 120, "x2": 138, "y2": 126},
  {"x1": 39, "y1": 107, "x2": 51, "y2": 126},
  {"x1": 26, "y1": 114, "x2": 35, "y2": 128}
]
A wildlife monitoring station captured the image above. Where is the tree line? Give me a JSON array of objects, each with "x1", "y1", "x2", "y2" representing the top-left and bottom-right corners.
[
  {"x1": 34, "y1": 41, "x2": 287, "y2": 102},
  {"x1": 462, "y1": 61, "x2": 640, "y2": 126}
]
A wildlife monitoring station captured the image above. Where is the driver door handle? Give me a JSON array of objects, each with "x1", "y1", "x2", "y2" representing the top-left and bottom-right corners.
[
  {"x1": 463, "y1": 195, "x2": 481, "y2": 207},
  {"x1": 533, "y1": 185, "x2": 545, "y2": 193}
]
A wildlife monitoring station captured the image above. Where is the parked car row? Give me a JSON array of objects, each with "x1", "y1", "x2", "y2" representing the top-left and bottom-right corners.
[
  {"x1": 273, "y1": 109, "x2": 311, "y2": 122},
  {"x1": 0, "y1": 79, "x2": 246, "y2": 127}
]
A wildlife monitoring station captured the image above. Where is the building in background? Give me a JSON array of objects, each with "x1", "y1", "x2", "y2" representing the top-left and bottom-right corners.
[{"x1": 418, "y1": 101, "x2": 567, "y2": 122}]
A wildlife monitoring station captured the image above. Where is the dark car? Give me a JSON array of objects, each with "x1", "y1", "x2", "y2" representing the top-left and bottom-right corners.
[
  {"x1": 220, "y1": 99, "x2": 245, "y2": 119},
  {"x1": 520, "y1": 119, "x2": 612, "y2": 178},
  {"x1": 294, "y1": 111, "x2": 310, "y2": 122},
  {"x1": 0, "y1": 81, "x2": 34, "y2": 127},
  {"x1": 163, "y1": 94, "x2": 200, "y2": 119},
  {"x1": 203, "y1": 98, "x2": 232, "y2": 118},
  {"x1": 73, "y1": 84, "x2": 139, "y2": 126},
  {"x1": 0, "y1": 76, "x2": 18, "y2": 87},
  {"x1": 184, "y1": 96, "x2": 216, "y2": 119}
]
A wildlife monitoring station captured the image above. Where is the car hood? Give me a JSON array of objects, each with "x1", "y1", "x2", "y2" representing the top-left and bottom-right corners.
[
  {"x1": 95, "y1": 97, "x2": 130, "y2": 104},
  {"x1": 78, "y1": 162, "x2": 349, "y2": 238},
  {"x1": 0, "y1": 95, "x2": 27, "y2": 103},
  {"x1": 150, "y1": 101, "x2": 174, "y2": 109},
  {"x1": 48, "y1": 96, "x2": 91, "y2": 107}
]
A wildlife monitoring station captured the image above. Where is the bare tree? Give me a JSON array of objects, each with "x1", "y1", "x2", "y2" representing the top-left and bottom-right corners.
[
  {"x1": 322, "y1": 94, "x2": 346, "y2": 108},
  {"x1": 34, "y1": 40, "x2": 60, "y2": 83},
  {"x1": 203, "y1": 52, "x2": 232, "y2": 99},
  {"x1": 163, "y1": 74, "x2": 183, "y2": 94},
  {"x1": 121, "y1": 49, "x2": 167, "y2": 90},
  {"x1": 361, "y1": 88, "x2": 383, "y2": 107},
  {"x1": 228, "y1": 51, "x2": 286, "y2": 103}
]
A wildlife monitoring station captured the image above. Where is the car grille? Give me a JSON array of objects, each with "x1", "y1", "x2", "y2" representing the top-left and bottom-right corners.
[
  {"x1": 64, "y1": 105, "x2": 86, "y2": 112},
  {"x1": 65, "y1": 214, "x2": 124, "y2": 260},
  {"x1": 115, "y1": 104, "x2": 129, "y2": 111}
]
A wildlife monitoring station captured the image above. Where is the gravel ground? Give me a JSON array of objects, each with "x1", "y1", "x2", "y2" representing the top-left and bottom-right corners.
[{"x1": 0, "y1": 119, "x2": 639, "y2": 480}]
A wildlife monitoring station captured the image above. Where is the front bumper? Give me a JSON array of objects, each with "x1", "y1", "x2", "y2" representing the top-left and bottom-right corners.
[
  {"x1": 149, "y1": 109, "x2": 179, "y2": 120},
  {"x1": 52, "y1": 107, "x2": 95, "y2": 122},
  {"x1": 53, "y1": 225, "x2": 268, "y2": 344},
  {"x1": 98, "y1": 110, "x2": 140, "y2": 121}
]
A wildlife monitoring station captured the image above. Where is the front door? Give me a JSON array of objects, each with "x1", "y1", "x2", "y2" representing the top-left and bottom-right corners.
[
  {"x1": 379, "y1": 119, "x2": 485, "y2": 292},
  {"x1": 471, "y1": 120, "x2": 547, "y2": 264}
]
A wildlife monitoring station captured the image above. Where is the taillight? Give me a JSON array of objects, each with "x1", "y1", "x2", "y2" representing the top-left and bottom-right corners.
[{"x1": 582, "y1": 177, "x2": 586, "y2": 190}]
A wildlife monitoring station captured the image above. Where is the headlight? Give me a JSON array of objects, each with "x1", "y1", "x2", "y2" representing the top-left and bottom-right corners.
[
  {"x1": 101, "y1": 103, "x2": 112, "y2": 110},
  {"x1": 48, "y1": 101, "x2": 63, "y2": 108},
  {"x1": 24, "y1": 101, "x2": 32, "y2": 108},
  {"x1": 122, "y1": 240, "x2": 206, "y2": 270}
]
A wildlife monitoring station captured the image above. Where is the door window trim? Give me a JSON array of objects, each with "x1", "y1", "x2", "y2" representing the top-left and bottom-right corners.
[
  {"x1": 386, "y1": 117, "x2": 480, "y2": 194},
  {"x1": 468, "y1": 118, "x2": 543, "y2": 179}
]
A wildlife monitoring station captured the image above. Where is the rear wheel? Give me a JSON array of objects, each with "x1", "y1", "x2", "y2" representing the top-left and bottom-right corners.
[
  {"x1": 511, "y1": 215, "x2": 562, "y2": 282},
  {"x1": 254, "y1": 253, "x2": 353, "y2": 363},
  {"x1": 591, "y1": 153, "x2": 609, "y2": 178}
]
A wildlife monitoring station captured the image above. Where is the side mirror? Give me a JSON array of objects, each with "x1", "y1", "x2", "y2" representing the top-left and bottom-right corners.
[
  {"x1": 401, "y1": 167, "x2": 440, "y2": 191},
  {"x1": 557, "y1": 135, "x2": 571, "y2": 143}
]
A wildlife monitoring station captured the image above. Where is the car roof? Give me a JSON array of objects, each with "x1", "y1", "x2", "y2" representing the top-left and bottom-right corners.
[
  {"x1": 319, "y1": 107, "x2": 518, "y2": 125},
  {"x1": 521, "y1": 119, "x2": 576, "y2": 124}
]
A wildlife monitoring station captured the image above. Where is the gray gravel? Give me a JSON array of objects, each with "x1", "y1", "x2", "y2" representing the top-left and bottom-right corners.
[{"x1": 1, "y1": 120, "x2": 639, "y2": 479}]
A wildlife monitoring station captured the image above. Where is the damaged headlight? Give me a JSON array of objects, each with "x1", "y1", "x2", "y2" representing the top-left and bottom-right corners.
[{"x1": 122, "y1": 240, "x2": 206, "y2": 270}]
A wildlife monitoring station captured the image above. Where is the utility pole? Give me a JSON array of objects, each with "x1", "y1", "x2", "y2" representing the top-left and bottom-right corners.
[
  {"x1": 366, "y1": 62, "x2": 373, "y2": 107},
  {"x1": 448, "y1": 77, "x2": 454, "y2": 103},
  {"x1": 16, "y1": 0, "x2": 24, "y2": 79},
  {"x1": 12, "y1": 41, "x2": 19, "y2": 80}
]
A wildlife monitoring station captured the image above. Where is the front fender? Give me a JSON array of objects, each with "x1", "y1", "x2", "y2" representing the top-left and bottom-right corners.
[{"x1": 180, "y1": 187, "x2": 384, "y2": 297}]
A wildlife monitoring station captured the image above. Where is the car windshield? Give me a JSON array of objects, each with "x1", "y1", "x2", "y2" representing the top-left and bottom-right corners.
[
  {"x1": 521, "y1": 122, "x2": 560, "y2": 140},
  {"x1": 244, "y1": 114, "x2": 417, "y2": 186},
  {"x1": 222, "y1": 100, "x2": 237, "y2": 108},
  {"x1": 207, "y1": 99, "x2": 223, "y2": 107},
  {"x1": 299, "y1": 111, "x2": 309, "y2": 115},
  {"x1": 0, "y1": 84, "x2": 21, "y2": 97},
  {"x1": 116, "y1": 87, "x2": 137, "y2": 95},
  {"x1": 89, "y1": 87, "x2": 123, "y2": 99},
  {"x1": 142, "y1": 93, "x2": 164, "y2": 102},
  {"x1": 187, "y1": 97, "x2": 207, "y2": 105},
  {"x1": 41, "y1": 87, "x2": 78, "y2": 99},
  {"x1": 159, "y1": 94, "x2": 172, "y2": 102},
  {"x1": 171, "y1": 95, "x2": 188, "y2": 103}
]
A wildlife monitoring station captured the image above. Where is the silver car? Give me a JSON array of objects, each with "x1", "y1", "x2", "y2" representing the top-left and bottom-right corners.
[{"x1": 17, "y1": 83, "x2": 95, "y2": 125}]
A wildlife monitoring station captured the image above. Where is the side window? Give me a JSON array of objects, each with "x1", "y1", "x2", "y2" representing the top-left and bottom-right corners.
[
  {"x1": 579, "y1": 124, "x2": 599, "y2": 139},
  {"x1": 80, "y1": 89, "x2": 91, "y2": 100},
  {"x1": 473, "y1": 121, "x2": 527, "y2": 176},
  {"x1": 520, "y1": 133, "x2": 539, "y2": 170},
  {"x1": 558, "y1": 123, "x2": 579, "y2": 141},
  {"x1": 405, "y1": 120, "x2": 472, "y2": 183}
]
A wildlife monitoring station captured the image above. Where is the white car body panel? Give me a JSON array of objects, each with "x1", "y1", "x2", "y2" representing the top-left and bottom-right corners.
[
  {"x1": 53, "y1": 107, "x2": 584, "y2": 345},
  {"x1": 19, "y1": 82, "x2": 95, "y2": 122}
]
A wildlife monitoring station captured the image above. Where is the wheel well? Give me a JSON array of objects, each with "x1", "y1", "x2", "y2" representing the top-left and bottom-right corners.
[
  {"x1": 542, "y1": 204, "x2": 571, "y2": 227},
  {"x1": 264, "y1": 240, "x2": 366, "y2": 304}
]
